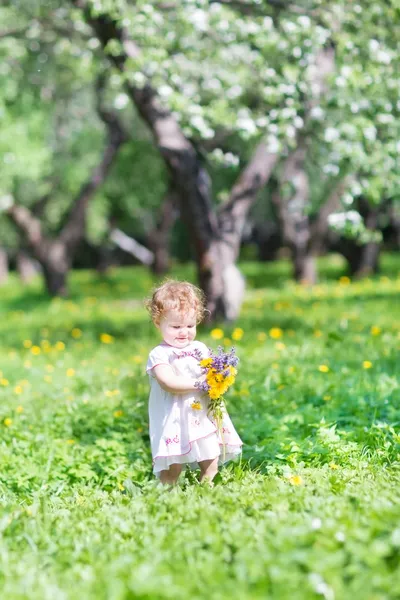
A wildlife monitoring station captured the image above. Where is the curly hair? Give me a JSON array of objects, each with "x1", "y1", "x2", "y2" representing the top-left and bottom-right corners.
[{"x1": 145, "y1": 280, "x2": 207, "y2": 326}]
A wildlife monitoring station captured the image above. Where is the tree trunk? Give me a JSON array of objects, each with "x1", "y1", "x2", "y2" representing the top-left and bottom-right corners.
[
  {"x1": 0, "y1": 248, "x2": 8, "y2": 285},
  {"x1": 147, "y1": 191, "x2": 177, "y2": 275},
  {"x1": 16, "y1": 251, "x2": 41, "y2": 283},
  {"x1": 292, "y1": 247, "x2": 317, "y2": 284}
]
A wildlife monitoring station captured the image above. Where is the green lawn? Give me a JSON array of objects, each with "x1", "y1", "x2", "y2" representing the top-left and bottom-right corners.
[{"x1": 0, "y1": 254, "x2": 399, "y2": 599}]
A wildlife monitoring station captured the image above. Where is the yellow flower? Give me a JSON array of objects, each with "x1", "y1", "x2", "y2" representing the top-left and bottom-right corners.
[
  {"x1": 66, "y1": 368, "x2": 75, "y2": 377},
  {"x1": 100, "y1": 333, "x2": 114, "y2": 344},
  {"x1": 132, "y1": 355, "x2": 143, "y2": 364},
  {"x1": 323, "y1": 395, "x2": 332, "y2": 401},
  {"x1": 339, "y1": 276, "x2": 351, "y2": 285},
  {"x1": 4, "y1": 418, "x2": 12, "y2": 427},
  {"x1": 288, "y1": 475, "x2": 304, "y2": 486},
  {"x1": 118, "y1": 483, "x2": 125, "y2": 491},
  {"x1": 313, "y1": 330, "x2": 323, "y2": 338},
  {"x1": 0, "y1": 378, "x2": 9, "y2": 386},
  {"x1": 66, "y1": 439, "x2": 75, "y2": 444},
  {"x1": 210, "y1": 328, "x2": 224, "y2": 340},
  {"x1": 370, "y1": 326, "x2": 381, "y2": 336},
  {"x1": 223, "y1": 337, "x2": 231, "y2": 346},
  {"x1": 329, "y1": 462, "x2": 339, "y2": 470},
  {"x1": 318, "y1": 365, "x2": 330, "y2": 373},
  {"x1": 55, "y1": 341, "x2": 65, "y2": 351},
  {"x1": 200, "y1": 358, "x2": 212, "y2": 368},
  {"x1": 232, "y1": 328, "x2": 244, "y2": 341},
  {"x1": 272, "y1": 363, "x2": 279, "y2": 370},
  {"x1": 191, "y1": 402, "x2": 202, "y2": 410},
  {"x1": 31, "y1": 346, "x2": 41, "y2": 355},
  {"x1": 269, "y1": 327, "x2": 283, "y2": 339},
  {"x1": 23, "y1": 340, "x2": 32, "y2": 348},
  {"x1": 45, "y1": 364, "x2": 54, "y2": 373},
  {"x1": 14, "y1": 386, "x2": 23, "y2": 395},
  {"x1": 113, "y1": 410, "x2": 124, "y2": 418},
  {"x1": 44, "y1": 375, "x2": 52, "y2": 383},
  {"x1": 24, "y1": 360, "x2": 32, "y2": 368},
  {"x1": 277, "y1": 384, "x2": 285, "y2": 391},
  {"x1": 257, "y1": 332, "x2": 267, "y2": 342},
  {"x1": 71, "y1": 328, "x2": 82, "y2": 339},
  {"x1": 16, "y1": 406, "x2": 24, "y2": 414},
  {"x1": 275, "y1": 342, "x2": 286, "y2": 351},
  {"x1": 363, "y1": 361, "x2": 373, "y2": 369}
]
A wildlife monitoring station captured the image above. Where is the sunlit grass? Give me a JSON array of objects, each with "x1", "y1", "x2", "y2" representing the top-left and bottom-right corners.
[{"x1": 0, "y1": 253, "x2": 399, "y2": 599}]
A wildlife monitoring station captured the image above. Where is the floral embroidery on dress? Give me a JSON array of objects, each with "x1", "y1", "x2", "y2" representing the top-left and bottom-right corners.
[
  {"x1": 173, "y1": 348, "x2": 204, "y2": 361},
  {"x1": 165, "y1": 435, "x2": 180, "y2": 445}
]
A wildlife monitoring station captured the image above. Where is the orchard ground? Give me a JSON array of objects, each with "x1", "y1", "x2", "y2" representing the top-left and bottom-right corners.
[{"x1": 0, "y1": 253, "x2": 399, "y2": 599}]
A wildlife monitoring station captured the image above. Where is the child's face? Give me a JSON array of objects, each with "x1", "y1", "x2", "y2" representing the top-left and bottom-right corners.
[{"x1": 158, "y1": 308, "x2": 197, "y2": 348}]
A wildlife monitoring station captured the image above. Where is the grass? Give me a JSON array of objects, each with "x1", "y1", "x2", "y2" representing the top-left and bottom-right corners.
[{"x1": 0, "y1": 253, "x2": 399, "y2": 599}]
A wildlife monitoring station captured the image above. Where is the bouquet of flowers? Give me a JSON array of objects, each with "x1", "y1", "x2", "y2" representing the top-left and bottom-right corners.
[{"x1": 195, "y1": 346, "x2": 239, "y2": 443}]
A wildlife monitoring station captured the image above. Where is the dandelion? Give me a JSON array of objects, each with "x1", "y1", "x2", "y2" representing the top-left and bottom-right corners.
[
  {"x1": 370, "y1": 326, "x2": 381, "y2": 336},
  {"x1": 100, "y1": 333, "x2": 114, "y2": 344},
  {"x1": 44, "y1": 375, "x2": 52, "y2": 383},
  {"x1": 329, "y1": 462, "x2": 339, "y2": 470},
  {"x1": 363, "y1": 361, "x2": 373, "y2": 369},
  {"x1": 66, "y1": 439, "x2": 75, "y2": 444},
  {"x1": 71, "y1": 328, "x2": 82, "y2": 339},
  {"x1": 118, "y1": 483, "x2": 125, "y2": 491},
  {"x1": 45, "y1": 364, "x2": 54, "y2": 373},
  {"x1": 275, "y1": 342, "x2": 286, "y2": 351},
  {"x1": 191, "y1": 401, "x2": 202, "y2": 410},
  {"x1": 3, "y1": 418, "x2": 12, "y2": 427},
  {"x1": 269, "y1": 327, "x2": 283, "y2": 339},
  {"x1": 0, "y1": 378, "x2": 9, "y2": 386},
  {"x1": 339, "y1": 276, "x2": 351, "y2": 285},
  {"x1": 323, "y1": 395, "x2": 332, "y2": 401},
  {"x1": 16, "y1": 406, "x2": 24, "y2": 414},
  {"x1": 113, "y1": 410, "x2": 124, "y2": 418},
  {"x1": 31, "y1": 346, "x2": 41, "y2": 355},
  {"x1": 66, "y1": 368, "x2": 75, "y2": 377},
  {"x1": 23, "y1": 340, "x2": 32, "y2": 348},
  {"x1": 55, "y1": 341, "x2": 65, "y2": 351},
  {"x1": 132, "y1": 355, "x2": 143, "y2": 364},
  {"x1": 232, "y1": 328, "x2": 244, "y2": 341},
  {"x1": 277, "y1": 384, "x2": 285, "y2": 391},
  {"x1": 24, "y1": 360, "x2": 32, "y2": 368},
  {"x1": 14, "y1": 386, "x2": 23, "y2": 395},
  {"x1": 318, "y1": 365, "x2": 330, "y2": 373},
  {"x1": 210, "y1": 328, "x2": 224, "y2": 340},
  {"x1": 272, "y1": 363, "x2": 279, "y2": 369},
  {"x1": 257, "y1": 332, "x2": 267, "y2": 342},
  {"x1": 313, "y1": 330, "x2": 323, "y2": 338},
  {"x1": 289, "y1": 475, "x2": 304, "y2": 486}
]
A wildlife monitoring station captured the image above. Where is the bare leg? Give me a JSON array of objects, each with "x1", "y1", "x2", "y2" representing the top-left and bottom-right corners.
[
  {"x1": 159, "y1": 463, "x2": 182, "y2": 486},
  {"x1": 199, "y1": 457, "x2": 219, "y2": 484}
]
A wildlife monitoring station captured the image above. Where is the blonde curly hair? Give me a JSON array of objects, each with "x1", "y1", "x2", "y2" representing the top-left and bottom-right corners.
[{"x1": 145, "y1": 280, "x2": 207, "y2": 326}]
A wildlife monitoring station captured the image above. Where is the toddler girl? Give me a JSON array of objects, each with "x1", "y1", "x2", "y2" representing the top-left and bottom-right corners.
[{"x1": 145, "y1": 280, "x2": 242, "y2": 485}]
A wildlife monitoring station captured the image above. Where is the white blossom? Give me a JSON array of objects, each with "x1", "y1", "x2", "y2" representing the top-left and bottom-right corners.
[
  {"x1": 363, "y1": 126, "x2": 376, "y2": 141},
  {"x1": 310, "y1": 106, "x2": 324, "y2": 120},
  {"x1": 324, "y1": 128, "x2": 339, "y2": 143},
  {"x1": 298, "y1": 15, "x2": 311, "y2": 28},
  {"x1": 113, "y1": 93, "x2": 129, "y2": 109}
]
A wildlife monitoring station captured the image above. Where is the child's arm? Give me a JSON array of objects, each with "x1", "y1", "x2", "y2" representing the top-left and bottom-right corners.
[{"x1": 153, "y1": 364, "x2": 203, "y2": 395}]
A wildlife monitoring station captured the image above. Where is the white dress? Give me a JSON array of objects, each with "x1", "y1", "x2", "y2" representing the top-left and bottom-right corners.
[{"x1": 146, "y1": 340, "x2": 243, "y2": 475}]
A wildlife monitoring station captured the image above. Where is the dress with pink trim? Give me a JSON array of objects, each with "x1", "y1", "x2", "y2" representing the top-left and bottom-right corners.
[{"x1": 146, "y1": 340, "x2": 243, "y2": 475}]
